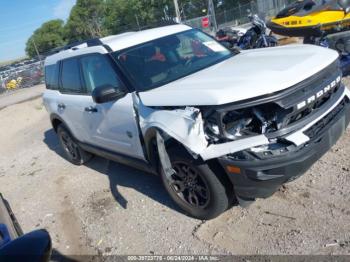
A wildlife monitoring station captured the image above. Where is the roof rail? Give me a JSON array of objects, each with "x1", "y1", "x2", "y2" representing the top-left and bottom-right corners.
[{"x1": 49, "y1": 38, "x2": 105, "y2": 54}]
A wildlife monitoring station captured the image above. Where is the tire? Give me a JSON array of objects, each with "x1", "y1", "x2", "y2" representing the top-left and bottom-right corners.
[
  {"x1": 160, "y1": 146, "x2": 230, "y2": 220},
  {"x1": 57, "y1": 124, "x2": 92, "y2": 165}
]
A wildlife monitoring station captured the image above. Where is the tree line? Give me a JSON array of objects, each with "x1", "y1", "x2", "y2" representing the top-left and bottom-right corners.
[{"x1": 25, "y1": 0, "x2": 251, "y2": 57}]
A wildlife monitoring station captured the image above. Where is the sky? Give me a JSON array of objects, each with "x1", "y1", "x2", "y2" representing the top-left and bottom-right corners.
[{"x1": 0, "y1": 0, "x2": 76, "y2": 62}]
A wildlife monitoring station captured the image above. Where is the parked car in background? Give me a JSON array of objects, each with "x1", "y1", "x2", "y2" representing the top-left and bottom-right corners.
[{"x1": 43, "y1": 24, "x2": 350, "y2": 219}]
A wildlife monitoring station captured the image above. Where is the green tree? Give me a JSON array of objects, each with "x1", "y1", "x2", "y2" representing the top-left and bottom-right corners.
[
  {"x1": 104, "y1": 0, "x2": 175, "y2": 34},
  {"x1": 25, "y1": 19, "x2": 66, "y2": 58},
  {"x1": 180, "y1": 0, "x2": 208, "y2": 19},
  {"x1": 64, "y1": 0, "x2": 108, "y2": 43}
]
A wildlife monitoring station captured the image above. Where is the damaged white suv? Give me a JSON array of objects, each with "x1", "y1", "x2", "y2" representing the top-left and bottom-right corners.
[{"x1": 43, "y1": 24, "x2": 350, "y2": 219}]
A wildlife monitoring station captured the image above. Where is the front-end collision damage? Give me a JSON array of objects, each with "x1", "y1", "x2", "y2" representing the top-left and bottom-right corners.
[
  {"x1": 133, "y1": 94, "x2": 208, "y2": 156},
  {"x1": 133, "y1": 80, "x2": 350, "y2": 163},
  {"x1": 132, "y1": 94, "x2": 272, "y2": 161},
  {"x1": 156, "y1": 131, "x2": 176, "y2": 181}
]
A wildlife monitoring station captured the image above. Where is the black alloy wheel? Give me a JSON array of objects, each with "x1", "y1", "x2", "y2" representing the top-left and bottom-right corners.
[
  {"x1": 170, "y1": 161, "x2": 211, "y2": 209},
  {"x1": 161, "y1": 146, "x2": 231, "y2": 220},
  {"x1": 57, "y1": 124, "x2": 92, "y2": 165}
]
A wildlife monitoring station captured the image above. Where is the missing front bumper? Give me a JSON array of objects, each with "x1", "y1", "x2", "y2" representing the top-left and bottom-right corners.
[{"x1": 218, "y1": 98, "x2": 350, "y2": 202}]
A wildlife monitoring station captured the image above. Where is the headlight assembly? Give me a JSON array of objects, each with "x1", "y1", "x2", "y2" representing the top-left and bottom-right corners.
[{"x1": 204, "y1": 103, "x2": 290, "y2": 142}]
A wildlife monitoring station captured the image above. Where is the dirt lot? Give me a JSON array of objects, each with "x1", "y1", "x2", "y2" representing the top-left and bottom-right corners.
[{"x1": 0, "y1": 82, "x2": 349, "y2": 259}]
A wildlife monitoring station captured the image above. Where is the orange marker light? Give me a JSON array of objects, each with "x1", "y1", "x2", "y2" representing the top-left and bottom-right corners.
[{"x1": 227, "y1": 165, "x2": 241, "y2": 174}]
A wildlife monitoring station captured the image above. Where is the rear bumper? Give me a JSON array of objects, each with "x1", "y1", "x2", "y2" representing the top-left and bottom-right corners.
[{"x1": 218, "y1": 96, "x2": 350, "y2": 202}]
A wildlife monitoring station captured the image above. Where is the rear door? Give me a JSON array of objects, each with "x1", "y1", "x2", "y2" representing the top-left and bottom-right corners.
[{"x1": 56, "y1": 57, "x2": 92, "y2": 142}]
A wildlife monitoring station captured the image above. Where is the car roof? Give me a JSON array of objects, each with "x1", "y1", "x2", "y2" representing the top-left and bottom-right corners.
[
  {"x1": 45, "y1": 24, "x2": 192, "y2": 66},
  {"x1": 100, "y1": 24, "x2": 191, "y2": 51}
]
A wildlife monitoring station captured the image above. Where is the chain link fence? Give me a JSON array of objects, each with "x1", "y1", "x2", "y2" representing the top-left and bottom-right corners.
[
  {"x1": 215, "y1": 2, "x2": 259, "y2": 28},
  {"x1": 0, "y1": 61, "x2": 44, "y2": 94},
  {"x1": 257, "y1": 0, "x2": 295, "y2": 18},
  {"x1": 184, "y1": 0, "x2": 294, "y2": 32}
]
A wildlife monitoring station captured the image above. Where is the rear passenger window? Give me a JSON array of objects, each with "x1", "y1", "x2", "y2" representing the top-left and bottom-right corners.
[
  {"x1": 45, "y1": 64, "x2": 59, "y2": 90},
  {"x1": 60, "y1": 58, "x2": 83, "y2": 93},
  {"x1": 80, "y1": 54, "x2": 121, "y2": 94}
]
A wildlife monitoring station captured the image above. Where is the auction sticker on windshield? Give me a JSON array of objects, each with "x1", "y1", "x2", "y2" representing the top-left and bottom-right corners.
[{"x1": 203, "y1": 41, "x2": 227, "y2": 52}]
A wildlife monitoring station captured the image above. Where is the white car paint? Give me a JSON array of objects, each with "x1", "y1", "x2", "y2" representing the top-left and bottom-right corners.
[
  {"x1": 44, "y1": 25, "x2": 192, "y2": 67},
  {"x1": 139, "y1": 44, "x2": 339, "y2": 106},
  {"x1": 43, "y1": 89, "x2": 145, "y2": 160},
  {"x1": 136, "y1": 87, "x2": 349, "y2": 161},
  {"x1": 101, "y1": 24, "x2": 191, "y2": 52},
  {"x1": 43, "y1": 24, "x2": 348, "y2": 164},
  {"x1": 45, "y1": 46, "x2": 108, "y2": 66},
  {"x1": 133, "y1": 94, "x2": 208, "y2": 155}
]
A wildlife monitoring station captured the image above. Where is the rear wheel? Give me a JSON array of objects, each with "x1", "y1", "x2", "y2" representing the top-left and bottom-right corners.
[
  {"x1": 57, "y1": 124, "x2": 92, "y2": 165},
  {"x1": 160, "y1": 146, "x2": 230, "y2": 220}
]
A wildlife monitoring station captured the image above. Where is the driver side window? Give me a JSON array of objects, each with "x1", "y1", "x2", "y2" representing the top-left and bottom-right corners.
[{"x1": 80, "y1": 54, "x2": 121, "y2": 94}]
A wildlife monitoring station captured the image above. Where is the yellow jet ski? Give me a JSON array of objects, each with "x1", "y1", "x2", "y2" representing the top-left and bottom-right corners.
[{"x1": 267, "y1": 0, "x2": 350, "y2": 37}]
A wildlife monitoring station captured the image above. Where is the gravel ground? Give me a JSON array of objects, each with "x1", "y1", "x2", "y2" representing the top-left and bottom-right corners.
[
  {"x1": 0, "y1": 84, "x2": 45, "y2": 110},
  {"x1": 0, "y1": 80, "x2": 349, "y2": 259}
]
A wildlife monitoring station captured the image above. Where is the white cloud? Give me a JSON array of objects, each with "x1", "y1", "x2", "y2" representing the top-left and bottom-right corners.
[{"x1": 54, "y1": 0, "x2": 76, "y2": 20}]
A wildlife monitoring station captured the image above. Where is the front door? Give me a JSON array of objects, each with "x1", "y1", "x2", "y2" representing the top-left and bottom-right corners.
[{"x1": 78, "y1": 53, "x2": 145, "y2": 160}]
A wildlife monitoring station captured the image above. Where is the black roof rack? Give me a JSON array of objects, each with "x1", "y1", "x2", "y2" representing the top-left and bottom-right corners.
[
  {"x1": 45, "y1": 21, "x2": 181, "y2": 57},
  {"x1": 48, "y1": 38, "x2": 106, "y2": 55}
]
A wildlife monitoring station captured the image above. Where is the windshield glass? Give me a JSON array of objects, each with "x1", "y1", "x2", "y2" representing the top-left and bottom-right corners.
[{"x1": 113, "y1": 29, "x2": 232, "y2": 92}]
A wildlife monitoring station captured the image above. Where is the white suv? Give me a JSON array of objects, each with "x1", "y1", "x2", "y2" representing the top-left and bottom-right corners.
[{"x1": 43, "y1": 24, "x2": 350, "y2": 219}]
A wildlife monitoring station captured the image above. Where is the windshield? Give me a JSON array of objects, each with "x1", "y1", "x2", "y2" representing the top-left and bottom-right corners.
[{"x1": 113, "y1": 29, "x2": 232, "y2": 92}]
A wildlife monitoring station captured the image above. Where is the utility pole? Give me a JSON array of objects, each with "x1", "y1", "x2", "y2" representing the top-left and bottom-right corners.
[
  {"x1": 135, "y1": 14, "x2": 141, "y2": 31},
  {"x1": 208, "y1": 0, "x2": 218, "y2": 32},
  {"x1": 173, "y1": 0, "x2": 181, "y2": 23},
  {"x1": 32, "y1": 38, "x2": 42, "y2": 65}
]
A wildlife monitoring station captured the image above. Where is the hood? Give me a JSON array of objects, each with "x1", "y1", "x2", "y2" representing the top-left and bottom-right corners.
[{"x1": 138, "y1": 44, "x2": 339, "y2": 106}]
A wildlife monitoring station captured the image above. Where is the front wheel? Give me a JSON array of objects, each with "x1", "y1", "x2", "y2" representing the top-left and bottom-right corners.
[{"x1": 160, "y1": 147, "x2": 230, "y2": 220}]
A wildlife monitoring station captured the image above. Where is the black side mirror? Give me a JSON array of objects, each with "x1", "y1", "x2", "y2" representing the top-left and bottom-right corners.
[{"x1": 92, "y1": 85, "x2": 126, "y2": 104}]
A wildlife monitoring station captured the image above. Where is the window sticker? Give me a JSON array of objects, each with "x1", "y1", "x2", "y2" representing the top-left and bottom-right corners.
[{"x1": 203, "y1": 41, "x2": 227, "y2": 52}]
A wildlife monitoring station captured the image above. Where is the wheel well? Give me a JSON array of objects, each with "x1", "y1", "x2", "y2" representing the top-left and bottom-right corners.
[
  {"x1": 145, "y1": 130, "x2": 235, "y2": 200},
  {"x1": 154, "y1": 134, "x2": 236, "y2": 204},
  {"x1": 145, "y1": 130, "x2": 192, "y2": 174},
  {"x1": 51, "y1": 118, "x2": 62, "y2": 132}
]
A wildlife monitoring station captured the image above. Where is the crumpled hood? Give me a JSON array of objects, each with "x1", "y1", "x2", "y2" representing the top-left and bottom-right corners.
[{"x1": 139, "y1": 44, "x2": 339, "y2": 106}]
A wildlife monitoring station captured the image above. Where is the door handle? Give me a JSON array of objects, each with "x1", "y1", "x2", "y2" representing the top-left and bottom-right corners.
[
  {"x1": 85, "y1": 106, "x2": 98, "y2": 113},
  {"x1": 57, "y1": 103, "x2": 66, "y2": 110}
]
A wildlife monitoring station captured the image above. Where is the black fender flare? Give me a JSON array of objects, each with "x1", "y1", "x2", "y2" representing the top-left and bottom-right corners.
[
  {"x1": 49, "y1": 114, "x2": 73, "y2": 135},
  {"x1": 143, "y1": 127, "x2": 202, "y2": 168},
  {"x1": 143, "y1": 127, "x2": 162, "y2": 169}
]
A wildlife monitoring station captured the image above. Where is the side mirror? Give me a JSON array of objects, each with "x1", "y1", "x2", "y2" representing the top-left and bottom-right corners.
[{"x1": 92, "y1": 85, "x2": 126, "y2": 104}]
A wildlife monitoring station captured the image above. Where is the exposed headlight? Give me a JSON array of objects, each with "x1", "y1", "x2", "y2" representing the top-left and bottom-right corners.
[{"x1": 204, "y1": 103, "x2": 289, "y2": 142}]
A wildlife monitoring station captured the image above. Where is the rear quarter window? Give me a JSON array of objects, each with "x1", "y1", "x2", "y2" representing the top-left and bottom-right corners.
[{"x1": 45, "y1": 64, "x2": 59, "y2": 90}]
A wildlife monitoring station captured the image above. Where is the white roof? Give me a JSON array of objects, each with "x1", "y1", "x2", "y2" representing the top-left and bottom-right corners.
[
  {"x1": 45, "y1": 24, "x2": 192, "y2": 66},
  {"x1": 101, "y1": 24, "x2": 191, "y2": 51}
]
